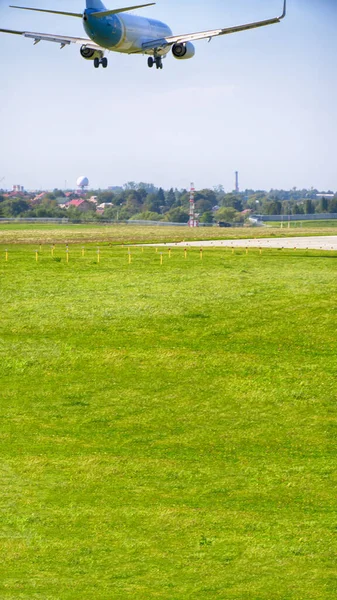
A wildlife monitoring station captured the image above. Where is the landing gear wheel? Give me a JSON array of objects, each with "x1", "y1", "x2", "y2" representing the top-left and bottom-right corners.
[
  {"x1": 102, "y1": 57, "x2": 108, "y2": 68},
  {"x1": 148, "y1": 57, "x2": 154, "y2": 68},
  {"x1": 155, "y1": 57, "x2": 163, "y2": 70},
  {"x1": 94, "y1": 57, "x2": 100, "y2": 68}
]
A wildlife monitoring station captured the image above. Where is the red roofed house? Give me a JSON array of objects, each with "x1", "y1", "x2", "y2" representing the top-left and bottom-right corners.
[{"x1": 66, "y1": 199, "x2": 94, "y2": 213}]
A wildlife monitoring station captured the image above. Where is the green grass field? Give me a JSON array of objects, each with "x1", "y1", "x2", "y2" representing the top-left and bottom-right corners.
[
  {"x1": 1, "y1": 237, "x2": 336, "y2": 599},
  {"x1": 2, "y1": 221, "x2": 337, "y2": 246},
  {"x1": 268, "y1": 220, "x2": 337, "y2": 229}
]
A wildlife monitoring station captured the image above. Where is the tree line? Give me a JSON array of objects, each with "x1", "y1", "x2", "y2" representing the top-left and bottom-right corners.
[{"x1": 0, "y1": 183, "x2": 336, "y2": 222}]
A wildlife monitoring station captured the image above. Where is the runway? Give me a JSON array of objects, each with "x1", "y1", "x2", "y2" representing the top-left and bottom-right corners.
[{"x1": 149, "y1": 236, "x2": 337, "y2": 251}]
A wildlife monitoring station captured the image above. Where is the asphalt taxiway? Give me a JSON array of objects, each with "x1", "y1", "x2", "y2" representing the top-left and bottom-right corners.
[{"x1": 148, "y1": 236, "x2": 337, "y2": 250}]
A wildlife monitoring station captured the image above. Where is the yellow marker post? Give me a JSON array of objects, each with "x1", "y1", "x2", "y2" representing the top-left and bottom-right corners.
[
  {"x1": 246, "y1": 247, "x2": 248, "y2": 255},
  {"x1": 66, "y1": 249, "x2": 69, "y2": 263},
  {"x1": 97, "y1": 248, "x2": 100, "y2": 264},
  {"x1": 5, "y1": 249, "x2": 8, "y2": 262},
  {"x1": 259, "y1": 248, "x2": 262, "y2": 255},
  {"x1": 82, "y1": 247, "x2": 85, "y2": 257},
  {"x1": 51, "y1": 245, "x2": 54, "y2": 257},
  {"x1": 160, "y1": 253, "x2": 163, "y2": 266},
  {"x1": 35, "y1": 250, "x2": 39, "y2": 263},
  {"x1": 184, "y1": 248, "x2": 187, "y2": 260},
  {"x1": 200, "y1": 248, "x2": 203, "y2": 260},
  {"x1": 156, "y1": 247, "x2": 158, "y2": 253},
  {"x1": 168, "y1": 248, "x2": 171, "y2": 259},
  {"x1": 128, "y1": 252, "x2": 132, "y2": 265}
]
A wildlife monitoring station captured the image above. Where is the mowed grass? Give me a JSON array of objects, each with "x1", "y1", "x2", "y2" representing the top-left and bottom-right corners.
[
  {"x1": 0, "y1": 242, "x2": 337, "y2": 599},
  {"x1": 268, "y1": 220, "x2": 337, "y2": 229},
  {"x1": 2, "y1": 222, "x2": 337, "y2": 246}
]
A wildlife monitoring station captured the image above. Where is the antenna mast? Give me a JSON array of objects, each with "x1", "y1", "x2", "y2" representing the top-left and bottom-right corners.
[{"x1": 189, "y1": 182, "x2": 198, "y2": 227}]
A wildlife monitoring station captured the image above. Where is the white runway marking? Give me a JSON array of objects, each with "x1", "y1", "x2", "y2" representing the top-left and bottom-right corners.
[{"x1": 147, "y1": 236, "x2": 337, "y2": 251}]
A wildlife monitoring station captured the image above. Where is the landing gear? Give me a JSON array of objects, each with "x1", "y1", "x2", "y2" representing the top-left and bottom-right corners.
[
  {"x1": 94, "y1": 56, "x2": 108, "y2": 69},
  {"x1": 147, "y1": 55, "x2": 163, "y2": 70}
]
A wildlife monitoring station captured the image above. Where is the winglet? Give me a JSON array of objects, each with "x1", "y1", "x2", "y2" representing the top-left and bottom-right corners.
[{"x1": 280, "y1": 0, "x2": 286, "y2": 20}]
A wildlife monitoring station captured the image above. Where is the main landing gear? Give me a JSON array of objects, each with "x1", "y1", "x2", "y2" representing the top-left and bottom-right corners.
[
  {"x1": 148, "y1": 56, "x2": 163, "y2": 70},
  {"x1": 94, "y1": 57, "x2": 108, "y2": 69}
]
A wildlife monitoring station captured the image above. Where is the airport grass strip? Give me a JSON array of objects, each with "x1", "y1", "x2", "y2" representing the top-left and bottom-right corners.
[{"x1": 0, "y1": 244, "x2": 336, "y2": 599}]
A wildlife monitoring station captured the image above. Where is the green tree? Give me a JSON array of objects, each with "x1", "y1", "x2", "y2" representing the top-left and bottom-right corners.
[
  {"x1": 304, "y1": 199, "x2": 315, "y2": 214},
  {"x1": 292, "y1": 204, "x2": 304, "y2": 215},
  {"x1": 319, "y1": 197, "x2": 329, "y2": 213},
  {"x1": 144, "y1": 193, "x2": 161, "y2": 213},
  {"x1": 215, "y1": 207, "x2": 237, "y2": 222},
  {"x1": 130, "y1": 211, "x2": 163, "y2": 221},
  {"x1": 64, "y1": 207, "x2": 82, "y2": 221},
  {"x1": 165, "y1": 188, "x2": 176, "y2": 209},
  {"x1": 125, "y1": 191, "x2": 142, "y2": 214},
  {"x1": 196, "y1": 189, "x2": 217, "y2": 207},
  {"x1": 195, "y1": 198, "x2": 214, "y2": 213},
  {"x1": 157, "y1": 187, "x2": 165, "y2": 207},
  {"x1": 137, "y1": 188, "x2": 148, "y2": 202},
  {"x1": 264, "y1": 201, "x2": 282, "y2": 215},
  {"x1": 44, "y1": 192, "x2": 56, "y2": 201},
  {"x1": 199, "y1": 211, "x2": 214, "y2": 224},
  {"x1": 221, "y1": 194, "x2": 243, "y2": 212},
  {"x1": 164, "y1": 207, "x2": 189, "y2": 223},
  {"x1": 97, "y1": 191, "x2": 115, "y2": 204},
  {"x1": 53, "y1": 189, "x2": 65, "y2": 198},
  {"x1": 2, "y1": 199, "x2": 30, "y2": 217},
  {"x1": 103, "y1": 205, "x2": 119, "y2": 220},
  {"x1": 328, "y1": 198, "x2": 337, "y2": 213}
]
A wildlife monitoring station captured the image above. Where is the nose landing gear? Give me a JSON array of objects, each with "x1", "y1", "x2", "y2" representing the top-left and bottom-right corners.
[
  {"x1": 147, "y1": 56, "x2": 163, "y2": 70},
  {"x1": 94, "y1": 56, "x2": 108, "y2": 68}
]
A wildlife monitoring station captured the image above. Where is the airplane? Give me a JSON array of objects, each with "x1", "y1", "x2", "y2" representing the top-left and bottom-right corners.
[{"x1": 0, "y1": 0, "x2": 286, "y2": 71}]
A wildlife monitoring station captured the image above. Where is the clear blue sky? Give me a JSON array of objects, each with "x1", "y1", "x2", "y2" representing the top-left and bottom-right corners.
[{"x1": 1, "y1": 0, "x2": 336, "y2": 191}]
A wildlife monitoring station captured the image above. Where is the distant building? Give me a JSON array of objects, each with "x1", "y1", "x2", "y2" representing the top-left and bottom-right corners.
[
  {"x1": 31, "y1": 192, "x2": 46, "y2": 205},
  {"x1": 97, "y1": 202, "x2": 113, "y2": 209},
  {"x1": 108, "y1": 186, "x2": 123, "y2": 192},
  {"x1": 66, "y1": 199, "x2": 94, "y2": 212}
]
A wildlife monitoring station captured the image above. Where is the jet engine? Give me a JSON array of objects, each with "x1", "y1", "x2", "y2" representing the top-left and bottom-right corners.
[
  {"x1": 172, "y1": 42, "x2": 195, "y2": 60},
  {"x1": 80, "y1": 45, "x2": 103, "y2": 61}
]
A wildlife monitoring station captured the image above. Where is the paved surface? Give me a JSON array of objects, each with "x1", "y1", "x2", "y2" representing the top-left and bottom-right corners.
[{"x1": 147, "y1": 236, "x2": 337, "y2": 250}]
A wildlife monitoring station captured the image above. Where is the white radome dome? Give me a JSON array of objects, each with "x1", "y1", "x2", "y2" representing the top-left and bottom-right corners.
[{"x1": 77, "y1": 176, "x2": 89, "y2": 188}]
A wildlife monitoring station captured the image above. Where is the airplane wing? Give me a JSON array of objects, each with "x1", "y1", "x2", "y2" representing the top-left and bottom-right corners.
[
  {"x1": 142, "y1": 0, "x2": 286, "y2": 53},
  {"x1": 0, "y1": 28, "x2": 101, "y2": 50}
]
